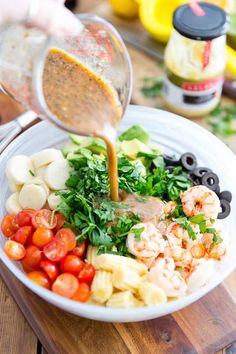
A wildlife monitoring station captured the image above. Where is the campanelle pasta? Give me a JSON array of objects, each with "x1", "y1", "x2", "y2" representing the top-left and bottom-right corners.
[
  {"x1": 138, "y1": 282, "x2": 167, "y2": 306},
  {"x1": 95, "y1": 254, "x2": 148, "y2": 275},
  {"x1": 112, "y1": 266, "x2": 141, "y2": 292},
  {"x1": 106, "y1": 291, "x2": 142, "y2": 308},
  {"x1": 86, "y1": 245, "x2": 99, "y2": 269},
  {"x1": 91, "y1": 270, "x2": 113, "y2": 303}
]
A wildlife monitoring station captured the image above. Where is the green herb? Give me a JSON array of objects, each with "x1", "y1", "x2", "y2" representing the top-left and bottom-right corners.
[
  {"x1": 173, "y1": 216, "x2": 196, "y2": 240},
  {"x1": 137, "y1": 166, "x2": 192, "y2": 201},
  {"x1": 29, "y1": 169, "x2": 35, "y2": 177},
  {"x1": 141, "y1": 77, "x2": 163, "y2": 98},
  {"x1": 119, "y1": 125, "x2": 150, "y2": 144},
  {"x1": 207, "y1": 104, "x2": 236, "y2": 137},
  {"x1": 132, "y1": 227, "x2": 145, "y2": 242},
  {"x1": 189, "y1": 214, "x2": 205, "y2": 224}
]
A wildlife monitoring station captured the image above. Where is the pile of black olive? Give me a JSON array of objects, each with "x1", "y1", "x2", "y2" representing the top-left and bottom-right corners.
[{"x1": 163, "y1": 153, "x2": 232, "y2": 219}]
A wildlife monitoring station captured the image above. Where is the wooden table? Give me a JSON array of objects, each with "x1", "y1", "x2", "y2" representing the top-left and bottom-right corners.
[{"x1": 0, "y1": 1, "x2": 236, "y2": 353}]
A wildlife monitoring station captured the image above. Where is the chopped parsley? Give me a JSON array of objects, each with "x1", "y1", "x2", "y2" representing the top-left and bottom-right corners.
[{"x1": 29, "y1": 169, "x2": 35, "y2": 177}]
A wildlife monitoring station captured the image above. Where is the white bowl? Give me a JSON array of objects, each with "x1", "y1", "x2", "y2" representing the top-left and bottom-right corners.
[{"x1": 0, "y1": 105, "x2": 236, "y2": 322}]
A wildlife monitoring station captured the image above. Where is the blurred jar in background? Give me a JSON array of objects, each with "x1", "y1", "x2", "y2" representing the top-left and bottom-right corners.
[
  {"x1": 163, "y1": 3, "x2": 230, "y2": 118},
  {"x1": 204, "y1": 0, "x2": 236, "y2": 13},
  {"x1": 109, "y1": 0, "x2": 139, "y2": 18}
]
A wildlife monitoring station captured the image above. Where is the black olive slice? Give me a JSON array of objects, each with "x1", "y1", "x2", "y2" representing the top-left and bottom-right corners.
[
  {"x1": 219, "y1": 190, "x2": 232, "y2": 203},
  {"x1": 179, "y1": 153, "x2": 197, "y2": 171},
  {"x1": 218, "y1": 199, "x2": 231, "y2": 219},
  {"x1": 201, "y1": 172, "x2": 219, "y2": 191},
  {"x1": 215, "y1": 185, "x2": 220, "y2": 196},
  {"x1": 163, "y1": 155, "x2": 179, "y2": 166},
  {"x1": 191, "y1": 167, "x2": 212, "y2": 179}
]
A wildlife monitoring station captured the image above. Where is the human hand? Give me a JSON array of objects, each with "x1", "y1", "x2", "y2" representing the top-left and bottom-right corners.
[{"x1": 0, "y1": 0, "x2": 83, "y2": 36}]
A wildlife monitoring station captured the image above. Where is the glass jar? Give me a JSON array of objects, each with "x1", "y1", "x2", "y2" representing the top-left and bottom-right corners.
[
  {"x1": 163, "y1": 2, "x2": 230, "y2": 117},
  {"x1": 0, "y1": 14, "x2": 132, "y2": 135}
]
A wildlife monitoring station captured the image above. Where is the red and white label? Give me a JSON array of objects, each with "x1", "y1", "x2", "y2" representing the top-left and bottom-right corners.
[
  {"x1": 181, "y1": 77, "x2": 223, "y2": 92},
  {"x1": 189, "y1": 2, "x2": 206, "y2": 16}
]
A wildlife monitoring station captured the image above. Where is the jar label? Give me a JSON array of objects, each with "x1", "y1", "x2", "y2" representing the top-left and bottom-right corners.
[{"x1": 163, "y1": 70, "x2": 224, "y2": 112}]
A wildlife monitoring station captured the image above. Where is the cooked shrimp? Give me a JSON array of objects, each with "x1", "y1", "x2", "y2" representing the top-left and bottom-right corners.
[
  {"x1": 126, "y1": 222, "x2": 166, "y2": 259},
  {"x1": 166, "y1": 222, "x2": 201, "y2": 249},
  {"x1": 164, "y1": 246, "x2": 192, "y2": 269},
  {"x1": 180, "y1": 185, "x2": 220, "y2": 220},
  {"x1": 202, "y1": 229, "x2": 227, "y2": 260},
  {"x1": 187, "y1": 259, "x2": 216, "y2": 292},
  {"x1": 149, "y1": 257, "x2": 187, "y2": 297},
  {"x1": 164, "y1": 201, "x2": 177, "y2": 215}
]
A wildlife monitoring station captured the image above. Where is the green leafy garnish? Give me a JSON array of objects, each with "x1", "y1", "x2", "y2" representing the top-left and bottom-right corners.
[
  {"x1": 132, "y1": 227, "x2": 145, "y2": 242},
  {"x1": 207, "y1": 104, "x2": 236, "y2": 137},
  {"x1": 141, "y1": 77, "x2": 163, "y2": 98},
  {"x1": 173, "y1": 217, "x2": 196, "y2": 240},
  {"x1": 29, "y1": 169, "x2": 35, "y2": 177}
]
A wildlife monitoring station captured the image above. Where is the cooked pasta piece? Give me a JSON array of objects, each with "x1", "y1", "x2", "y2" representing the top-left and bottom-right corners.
[
  {"x1": 91, "y1": 270, "x2": 113, "y2": 303},
  {"x1": 86, "y1": 245, "x2": 99, "y2": 269},
  {"x1": 138, "y1": 282, "x2": 167, "y2": 306},
  {"x1": 112, "y1": 266, "x2": 141, "y2": 291},
  {"x1": 96, "y1": 254, "x2": 148, "y2": 275},
  {"x1": 106, "y1": 291, "x2": 138, "y2": 308}
]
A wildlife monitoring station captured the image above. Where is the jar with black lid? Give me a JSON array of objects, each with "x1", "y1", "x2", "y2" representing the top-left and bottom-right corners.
[{"x1": 163, "y1": 2, "x2": 230, "y2": 117}]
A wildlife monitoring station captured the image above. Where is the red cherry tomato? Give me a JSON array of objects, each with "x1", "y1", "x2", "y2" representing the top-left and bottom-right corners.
[
  {"x1": 72, "y1": 283, "x2": 90, "y2": 302},
  {"x1": 43, "y1": 239, "x2": 67, "y2": 262},
  {"x1": 14, "y1": 226, "x2": 32, "y2": 245},
  {"x1": 22, "y1": 245, "x2": 43, "y2": 271},
  {"x1": 15, "y1": 210, "x2": 35, "y2": 227},
  {"x1": 55, "y1": 213, "x2": 65, "y2": 232},
  {"x1": 78, "y1": 264, "x2": 95, "y2": 284},
  {"x1": 72, "y1": 243, "x2": 86, "y2": 258},
  {"x1": 32, "y1": 209, "x2": 57, "y2": 229},
  {"x1": 60, "y1": 255, "x2": 84, "y2": 276},
  {"x1": 54, "y1": 228, "x2": 76, "y2": 252},
  {"x1": 1, "y1": 214, "x2": 18, "y2": 237},
  {"x1": 52, "y1": 273, "x2": 79, "y2": 298},
  {"x1": 40, "y1": 260, "x2": 59, "y2": 282},
  {"x1": 27, "y1": 270, "x2": 50, "y2": 289},
  {"x1": 4, "y1": 240, "x2": 26, "y2": 260},
  {"x1": 32, "y1": 227, "x2": 54, "y2": 248}
]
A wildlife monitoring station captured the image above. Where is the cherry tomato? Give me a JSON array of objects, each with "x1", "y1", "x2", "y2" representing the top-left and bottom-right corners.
[
  {"x1": 27, "y1": 270, "x2": 50, "y2": 289},
  {"x1": 72, "y1": 243, "x2": 86, "y2": 258},
  {"x1": 60, "y1": 255, "x2": 84, "y2": 275},
  {"x1": 22, "y1": 245, "x2": 43, "y2": 271},
  {"x1": 78, "y1": 264, "x2": 95, "y2": 284},
  {"x1": 32, "y1": 227, "x2": 54, "y2": 248},
  {"x1": 55, "y1": 213, "x2": 65, "y2": 232},
  {"x1": 14, "y1": 226, "x2": 32, "y2": 245},
  {"x1": 1, "y1": 214, "x2": 18, "y2": 237},
  {"x1": 52, "y1": 273, "x2": 79, "y2": 298},
  {"x1": 15, "y1": 210, "x2": 35, "y2": 227},
  {"x1": 43, "y1": 239, "x2": 67, "y2": 262},
  {"x1": 54, "y1": 228, "x2": 76, "y2": 252},
  {"x1": 32, "y1": 209, "x2": 57, "y2": 229},
  {"x1": 4, "y1": 240, "x2": 26, "y2": 260},
  {"x1": 40, "y1": 260, "x2": 59, "y2": 282},
  {"x1": 72, "y1": 283, "x2": 90, "y2": 302}
]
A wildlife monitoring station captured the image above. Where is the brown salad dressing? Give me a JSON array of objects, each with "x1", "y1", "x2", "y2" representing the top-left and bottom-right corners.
[{"x1": 43, "y1": 48, "x2": 122, "y2": 201}]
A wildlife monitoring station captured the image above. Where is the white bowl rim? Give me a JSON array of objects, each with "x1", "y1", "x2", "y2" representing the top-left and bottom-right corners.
[{"x1": 0, "y1": 104, "x2": 236, "y2": 322}]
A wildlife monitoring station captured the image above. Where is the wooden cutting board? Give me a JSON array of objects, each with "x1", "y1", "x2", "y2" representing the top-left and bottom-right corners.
[{"x1": 1, "y1": 2, "x2": 236, "y2": 353}]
